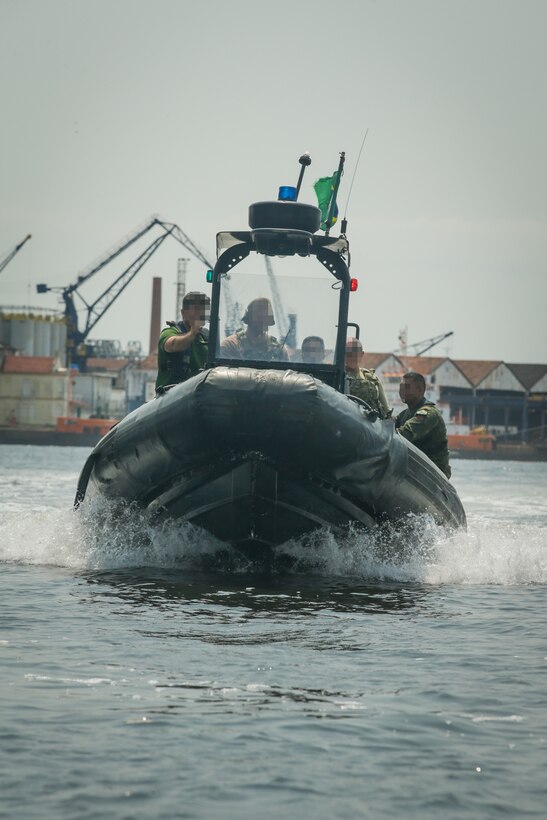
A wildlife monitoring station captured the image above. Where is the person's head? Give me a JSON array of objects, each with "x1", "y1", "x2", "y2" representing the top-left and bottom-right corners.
[
  {"x1": 345, "y1": 337, "x2": 363, "y2": 371},
  {"x1": 399, "y1": 371, "x2": 426, "y2": 407},
  {"x1": 182, "y1": 292, "x2": 210, "y2": 327},
  {"x1": 301, "y1": 336, "x2": 325, "y2": 363},
  {"x1": 243, "y1": 298, "x2": 275, "y2": 334}
]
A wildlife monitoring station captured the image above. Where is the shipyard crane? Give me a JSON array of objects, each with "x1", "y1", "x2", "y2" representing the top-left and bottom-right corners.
[
  {"x1": 264, "y1": 256, "x2": 288, "y2": 339},
  {"x1": 221, "y1": 274, "x2": 243, "y2": 337},
  {"x1": 37, "y1": 217, "x2": 214, "y2": 369},
  {"x1": 0, "y1": 234, "x2": 32, "y2": 275},
  {"x1": 394, "y1": 330, "x2": 454, "y2": 357},
  {"x1": 263, "y1": 257, "x2": 297, "y2": 347}
]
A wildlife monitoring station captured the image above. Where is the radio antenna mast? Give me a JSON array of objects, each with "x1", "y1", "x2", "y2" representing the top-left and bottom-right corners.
[{"x1": 343, "y1": 129, "x2": 369, "y2": 222}]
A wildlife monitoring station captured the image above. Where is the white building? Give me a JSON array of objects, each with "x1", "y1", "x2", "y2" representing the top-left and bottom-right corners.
[
  {"x1": 71, "y1": 371, "x2": 116, "y2": 419},
  {"x1": 126, "y1": 354, "x2": 158, "y2": 412}
]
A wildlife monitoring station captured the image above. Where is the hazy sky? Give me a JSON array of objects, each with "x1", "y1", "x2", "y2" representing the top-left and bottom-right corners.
[{"x1": 1, "y1": 0, "x2": 546, "y2": 363}]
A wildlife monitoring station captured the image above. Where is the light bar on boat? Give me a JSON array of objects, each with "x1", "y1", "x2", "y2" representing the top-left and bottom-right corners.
[{"x1": 278, "y1": 186, "x2": 297, "y2": 201}]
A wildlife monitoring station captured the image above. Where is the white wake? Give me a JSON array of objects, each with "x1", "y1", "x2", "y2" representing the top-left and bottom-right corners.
[{"x1": 0, "y1": 497, "x2": 545, "y2": 585}]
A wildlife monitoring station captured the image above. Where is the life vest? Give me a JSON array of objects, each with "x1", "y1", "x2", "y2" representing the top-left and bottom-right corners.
[{"x1": 160, "y1": 322, "x2": 209, "y2": 384}]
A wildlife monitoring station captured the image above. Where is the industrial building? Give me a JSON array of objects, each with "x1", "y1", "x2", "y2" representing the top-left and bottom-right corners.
[
  {"x1": 0, "y1": 308, "x2": 67, "y2": 363},
  {"x1": 367, "y1": 353, "x2": 547, "y2": 443},
  {"x1": 0, "y1": 304, "x2": 545, "y2": 446},
  {"x1": 0, "y1": 354, "x2": 68, "y2": 427}
]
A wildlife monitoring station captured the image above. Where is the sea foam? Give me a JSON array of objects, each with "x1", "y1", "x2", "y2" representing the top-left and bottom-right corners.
[{"x1": 0, "y1": 497, "x2": 545, "y2": 585}]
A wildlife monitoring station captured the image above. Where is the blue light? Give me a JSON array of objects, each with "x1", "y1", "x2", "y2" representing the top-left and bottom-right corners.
[{"x1": 278, "y1": 186, "x2": 297, "y2": 202}]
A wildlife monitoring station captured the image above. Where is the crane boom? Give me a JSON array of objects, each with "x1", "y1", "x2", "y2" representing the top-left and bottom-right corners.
[
  {"x1": 413, "y1": 331, "x2": 454, "y2": 356},
  {"x1": 264, "y1": 256, "x2": 288, "y2": 339},
  {"x1": 62, "y1": 217, "x2": 214, "y2": 295},
  {"x1": 80, "y1": 232, "x2": 173, "y2": 341},
  {"x1": 64, "y1": 217, "x2": 164, "y2": 294},
  {"x1": 36, "y1": 218, "x2": 214, "y2": 368},
  {"x1": 221, "y1": 279, "x2": 242, "y2": 337},
  {"x1": 158, "y1": 221, "x2": 213, "y2": 269},
  {"x1": 393, "y1": 331, "x2": 454, "y2": 357},
  {"x1": 156, "y1": 220, "x2": 242, "y2": 335},
  {"x1": 0, "y1": 234, "x2": 32, "y2": 274}
]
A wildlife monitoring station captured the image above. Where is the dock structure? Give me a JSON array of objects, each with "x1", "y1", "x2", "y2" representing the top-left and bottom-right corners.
[{"x1": 0, "y1": 344, "x2": 546, "y2": 452}]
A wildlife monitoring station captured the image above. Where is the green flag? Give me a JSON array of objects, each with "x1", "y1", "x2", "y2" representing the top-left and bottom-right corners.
[{"x1": 314, "y1": 172, "x2": 339, "y2": 231}]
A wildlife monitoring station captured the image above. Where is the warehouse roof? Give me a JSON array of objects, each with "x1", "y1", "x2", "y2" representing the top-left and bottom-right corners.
[
  {"x1": 506, "y1": 363, "x2": 547, "y2": 391},
  {"x1": 362, "y1": 352, "x2": 399, "y2": 370},
  {"x1": 451, "y1": 359, "x2": 501, "y2": 386},
  {"x1": 397, "y1": 355, "x2": 447, "y2": 375}
]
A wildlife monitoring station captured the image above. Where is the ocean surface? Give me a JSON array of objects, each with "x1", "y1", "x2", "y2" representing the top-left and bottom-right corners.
[{"x1": 1, "y1": 445, "x2": 546, "y2": 819}]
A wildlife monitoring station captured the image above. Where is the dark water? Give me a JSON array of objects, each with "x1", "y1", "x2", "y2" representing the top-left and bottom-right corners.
[{"x1": 1, "y1": 446, "x2": 546, "y2": 819}]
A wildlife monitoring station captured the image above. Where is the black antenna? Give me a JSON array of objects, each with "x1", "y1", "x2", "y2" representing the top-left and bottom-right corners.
[
  {"x1": 295, "y1": 152, "x2": 312, "y2": 200},
  {"x1": 341, "y1": 129, "x2": 369, "y2": 235}
]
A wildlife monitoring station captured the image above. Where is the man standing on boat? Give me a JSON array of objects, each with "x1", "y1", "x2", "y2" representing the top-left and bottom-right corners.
[
  {"x1": 155, "y1": 292, "x2": 210, "y2": 391},
  {"x1": 395, "y1": 371, "x2": 451, "y2": 478},
  {"x1": 220, "y1": 297, "x2": 289, "y2": 362},
  {"x1": 345, "y1": 338, "x2": 390, "y2": 418}
]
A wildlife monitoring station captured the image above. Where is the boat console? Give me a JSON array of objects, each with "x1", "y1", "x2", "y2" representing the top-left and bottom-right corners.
[{"x1": 207, "y1": 157, "x2": 355, "y2": 392}]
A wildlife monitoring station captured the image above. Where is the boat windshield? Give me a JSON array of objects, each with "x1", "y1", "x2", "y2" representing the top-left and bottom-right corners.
[{"x1": 215, "y1": 253, "x2": 342, "y2": 367}]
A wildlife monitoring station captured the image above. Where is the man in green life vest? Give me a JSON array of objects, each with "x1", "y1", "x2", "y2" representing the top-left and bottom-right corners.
[
  {"x1": 155, "y1": 291, "x2": 210, "y2": 392},
  {"x1": 395, "y1": 371, "x2": 451, "y2": 478},
  {"x1": 220, "y1": 297, "x2": 289, "y2": 362},
  {"x1": 345, "y1": 337, "x2": 390, "y2": 418}
]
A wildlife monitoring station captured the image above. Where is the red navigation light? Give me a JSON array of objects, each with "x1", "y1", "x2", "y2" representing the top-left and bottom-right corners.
[{"x1": 350, "y1": 278, "x2": 359, "y2": 292}]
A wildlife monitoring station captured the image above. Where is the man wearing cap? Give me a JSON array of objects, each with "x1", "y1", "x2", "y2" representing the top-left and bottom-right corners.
[
  {"x1": 345, "y1": 337, "x2": 390, "y2": 418},
  {"x1": 395, "y1": 371, "x2": 451, "y2": 478},
  {"x1": 155, "y1": 291, "x2": 210, "y2": 391},
  {"x1": 220, "y1": 297, "x2": 289, "y2": 362}
]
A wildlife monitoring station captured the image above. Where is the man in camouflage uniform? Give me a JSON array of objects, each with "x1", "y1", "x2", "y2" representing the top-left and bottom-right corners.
[
  {"x1": 345, "y1": 337, "x2": 390, "y2": 419},
  {"x1": 220, "y1": 297, "x2": 289, "y2": 362},
  {"x1": 395, "y1": 371, "x2": 451, "y2": 478}
]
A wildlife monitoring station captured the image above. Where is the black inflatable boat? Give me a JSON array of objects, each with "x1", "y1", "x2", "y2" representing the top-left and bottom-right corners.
[{"x1": 75, "y1": 156, "x2": 466, "y2": 550}]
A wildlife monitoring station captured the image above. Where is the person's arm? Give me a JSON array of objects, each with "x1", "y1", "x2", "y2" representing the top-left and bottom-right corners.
[
  {"x1": 163, "y1": 322, "x2": 202, "y2": 353},
  {"x1": 397, "y1": 407, "x2": 437, "y2": 444}
]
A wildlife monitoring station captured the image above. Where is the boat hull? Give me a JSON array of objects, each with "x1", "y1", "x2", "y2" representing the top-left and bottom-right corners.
[{"x1": 76, "y1": 367, "x2": 466, "y2": 549}]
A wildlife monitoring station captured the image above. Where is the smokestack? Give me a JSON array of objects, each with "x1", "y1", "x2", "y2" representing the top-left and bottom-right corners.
[{"x1": 149, "y1": 277, "x2": 162, "y2": 355}]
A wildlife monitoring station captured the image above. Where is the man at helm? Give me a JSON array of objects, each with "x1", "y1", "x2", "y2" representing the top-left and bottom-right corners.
[{"x1": 220, "y1": 297, "x2": 289, "y2": 362}]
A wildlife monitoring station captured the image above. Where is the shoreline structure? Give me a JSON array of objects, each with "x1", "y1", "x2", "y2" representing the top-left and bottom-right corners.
[{"x1": 0, "y1": 425, "x2": 545, "y2": 462}]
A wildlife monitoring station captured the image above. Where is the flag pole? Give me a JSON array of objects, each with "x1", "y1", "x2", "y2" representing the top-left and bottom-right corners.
[{"x1": 325, "y1": 151, "x2": 345, "y2": 236}]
